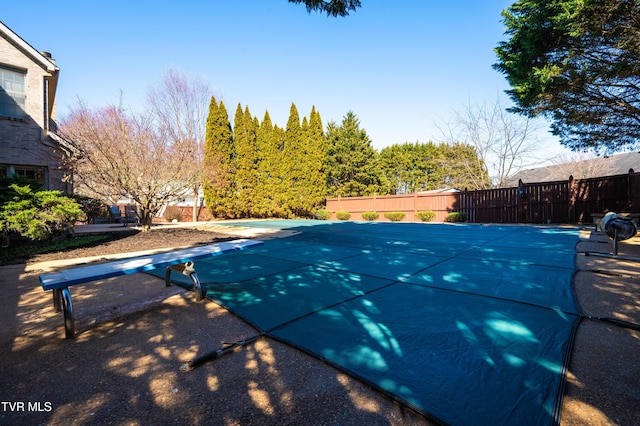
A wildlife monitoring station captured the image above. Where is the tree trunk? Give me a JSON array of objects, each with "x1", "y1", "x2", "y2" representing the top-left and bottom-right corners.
[
  {"x1": 139, "y1": 207, "x2": 154, "y2": 232},
  {"x1": 192, "y1": 186, "x2": 199, "y2": 222}
]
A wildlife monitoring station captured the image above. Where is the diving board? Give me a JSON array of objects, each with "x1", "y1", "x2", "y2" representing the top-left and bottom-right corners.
[{"x1": 39, "y1": 239, "x2": 263, "y2": 338}]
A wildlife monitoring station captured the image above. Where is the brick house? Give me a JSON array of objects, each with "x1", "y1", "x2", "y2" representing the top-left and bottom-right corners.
[{"x1": 0, "y1": 21, "x2": 72, "y2": 193}]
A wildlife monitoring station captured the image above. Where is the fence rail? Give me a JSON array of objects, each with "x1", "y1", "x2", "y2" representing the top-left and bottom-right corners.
[{"x1": 325, "y1": 171, "x2": 640, "y2": 224}]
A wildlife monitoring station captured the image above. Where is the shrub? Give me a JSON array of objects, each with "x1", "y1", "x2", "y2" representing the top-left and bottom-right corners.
[
  {"x1": 316, "y1": 209, "x2": 330, "y2": 220},
  {"x1": 163, "y1": 206, "x2": 183, "y2": 222},
  {"x1": 384, "y1": 211, "x2": 406, "y2": 222},
  {"x1": 362, "y1": 211, "x2": 379, "y2": 221},
  {"x1": 336, "y1": 211, "x2": 351, "y2": 220},
  {"x1": 0, "y1": 184, "x2": 83, "y2": 241},
  {"x1": 446, "y1": 212, "x2": 467, "y2": 223},
  {"x1": 71, "y1": 195, "x2": 109, "y2": 224},
  {"x1": 416, "y1": 210, "x2": 436, "y2": 222},
  {"x1": 0, "y1": 174, "x2": 42, "y2": 205},
  {"x1": 199, "y1": 207, "x2": 214, "y2": 222}
]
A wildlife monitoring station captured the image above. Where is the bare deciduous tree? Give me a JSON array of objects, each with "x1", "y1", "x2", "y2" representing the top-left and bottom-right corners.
[
  {"x1": 61, "y1": 102, "x2": 189, "y2": 230},
  {"x1": 437, "y1": 95, "x2": 545, "y2": 188},
  {"x1": 147, "y1": 68, "x2": 211, "y2": 222},
  {"x1": 60, "y1": 69, "x2": 211, "y2": 230},
  {"x1": 548, "y1": 151, "x2": 612, "y2": 180}
]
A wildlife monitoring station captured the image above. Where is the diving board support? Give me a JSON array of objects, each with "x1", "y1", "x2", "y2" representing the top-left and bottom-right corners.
[
  {"x1": 165, "y1": 261, "x2": 203, "y2": 301},
  {"x1": 52, "y1": 287, "x2": 74, "y2": 339}
]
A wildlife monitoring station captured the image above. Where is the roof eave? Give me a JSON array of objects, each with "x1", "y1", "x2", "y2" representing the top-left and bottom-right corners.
[{"x1": 0, "y1": 20, "x2": 59, "y2": 73}]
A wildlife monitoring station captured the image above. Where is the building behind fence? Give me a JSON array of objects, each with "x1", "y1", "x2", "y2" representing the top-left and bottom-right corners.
[{"x1": 325, "y1": 171, "x2": 640, "y2": 224}]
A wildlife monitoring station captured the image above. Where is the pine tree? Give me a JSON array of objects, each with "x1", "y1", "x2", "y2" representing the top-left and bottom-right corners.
[
  {"x1": 255, "y1": 111, "x2": 277, "y2": 217},
  {"x1": 233, "y1": 104, "x2": 258, "y2": 217},
  {"x1": 280, "y1": 103, "x2": 303, "y2": 217},
  {"x1": 378, "y1": 141, "x2": 489, "y2": 192},
  {"x1": 272, "y1": 124, "x2": 286, "y2": 216},
  {"x1": 304, "y1": 106, "x2": 327, "y2": 214},
  {"x1": 325, "y1": 111, "x2": 385, "y2": 197},
  {"x1": 379, "y1": 142, "x2": 443, "y2": 194},
  {"x1": 439, "y1": 142, "x2": 489, "y2": 190},
  {"x1": 202, "y1": 97, "x2": 235, "y2": 217}
]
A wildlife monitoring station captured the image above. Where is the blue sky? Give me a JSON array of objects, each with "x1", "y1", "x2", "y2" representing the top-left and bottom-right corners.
[{"x1": 2, "y1": 1, "x2": 571, "y2": 160}]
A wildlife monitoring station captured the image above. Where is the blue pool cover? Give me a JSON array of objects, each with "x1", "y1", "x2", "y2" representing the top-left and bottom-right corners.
[{"x1": 153, "y1": 221, "x2": 580, "y2": 425}]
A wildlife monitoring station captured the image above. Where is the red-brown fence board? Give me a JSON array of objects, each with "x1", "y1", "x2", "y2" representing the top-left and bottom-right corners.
[
  {"x1": 326, "y1": 193, "x2": 457, "y2": 222},
  {"x1": 325, "y1": 171, "x2": 640, "y2": 224}
]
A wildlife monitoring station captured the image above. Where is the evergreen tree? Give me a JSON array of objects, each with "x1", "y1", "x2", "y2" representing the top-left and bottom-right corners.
[
  {"x1": 325, "y1": 111, "x2": 386, "y2": 197},
  {"x1": 289, "y1": 0, "x2": 361, "y2": 17},
  {"x1": 272, "y1": 124, "x2": 286, "y2": 216},
  {"x1": 379, "y1": 142, "x2": 442, "y2": 194},
  {"x1": 202, "y1": 97, "x2": 235, "y2": 217},
  {"x1": 379, "y1": 141, "x2": 489, "y2": 192},
  {"x1": 233, "y1": 104, "x2": 258, "y2": 217},
  {"x1": 280, "y1": 103, "x2": 303, "y2": 217},
  {"x1": 255, "y1": 111, "x2": 280, "y2": 217},
  {"x1": 494, "y1": 0, "x2": 640, "y2": 151},
  {"x1": 305, "y1": 106, "x2": 328, "y2": 213},
  {"x1": 440, "y1": 142, "x2": 490, "y2": 190},
  {"x1": 277, "y1": 104, "x2": 328, "y2": 217}
]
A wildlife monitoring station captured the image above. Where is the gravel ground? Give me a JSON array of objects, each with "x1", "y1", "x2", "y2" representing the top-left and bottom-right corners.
[{"x1": 0, "y1": 223, "x2": 638, "y2": 425}]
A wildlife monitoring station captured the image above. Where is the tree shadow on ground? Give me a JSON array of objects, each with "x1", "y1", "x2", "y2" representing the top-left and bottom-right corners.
[{"x1": 0, "y1": 270, "x2": 428, "y2": 425}]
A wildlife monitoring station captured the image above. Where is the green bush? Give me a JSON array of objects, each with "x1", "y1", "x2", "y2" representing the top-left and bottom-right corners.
[
  {"x1": 384, "y1": 211, "x2": 406, "y2": 222},
  {"x1": 316, "y1": 209, "x2": 330, "y2": 220},
  {"x1": 0, "y1": 175, "x2": 42, "y2": 205},
  {"x1": 446, "y1": 212, "x2": 467, "y2": 223},
  {"x1": 362, "y1": 211, "x2": 379, "y2": 221},
  {"x1": 71, "y1": 195, "x2": 109, "y2": 223},
  {"x1": 416, "y1": 210, "x2": 436, "y2": 222},
  {"x1": 0, "y1": 184, "x2": 83, "y2": 241},
  {"x1": 336, "y1": 211, "x2": 351, "y2": 220}
]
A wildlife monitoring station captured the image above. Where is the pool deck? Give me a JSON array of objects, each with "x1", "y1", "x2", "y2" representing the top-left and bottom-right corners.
[{"x1": 1, "y1": 221, "x2": 638, "y2": 425}]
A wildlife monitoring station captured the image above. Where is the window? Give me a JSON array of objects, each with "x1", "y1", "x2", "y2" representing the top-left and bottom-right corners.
[
  {"x1": 5, "y1": 166, "x2": 46, "y2": 187},
  {"x1": 0, "y1": 66, "x2": 26, "y2": 118},
  {"x1": 14, "y1": 167, "x2": 39, "y2": 181}
]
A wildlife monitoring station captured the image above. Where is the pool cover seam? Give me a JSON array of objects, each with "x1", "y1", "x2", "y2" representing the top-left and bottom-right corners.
[{"x1": 191, "y1": 229, "x2": 581, "y2": 320}]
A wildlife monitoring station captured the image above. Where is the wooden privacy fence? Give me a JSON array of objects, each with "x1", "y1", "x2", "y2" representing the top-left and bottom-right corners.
[
  {"x1": 326, "y1": 192, "x2": 458, "y2": 222},
  {"x1": 325, "y1": 171, "x2": 640, "y2": 224}
]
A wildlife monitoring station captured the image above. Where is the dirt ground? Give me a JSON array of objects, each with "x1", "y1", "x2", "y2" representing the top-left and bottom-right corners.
[{"x1": 0, "y1": 222, "x2": 638, "y2": 425}]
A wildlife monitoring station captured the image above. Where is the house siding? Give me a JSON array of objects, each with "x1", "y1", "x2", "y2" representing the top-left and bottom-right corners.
[{"x1": 0, "y1": 25, "x2": 68, "y2": 192}]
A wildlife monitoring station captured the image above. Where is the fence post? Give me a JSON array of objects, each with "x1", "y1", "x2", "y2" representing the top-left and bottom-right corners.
[
  {"x1": 628, "y1": 169, "x2": 636, "y2": 212},
  {"x1": 517, "y1": 179, "x2": 524, "y2": 223},
  {"x1": 374, "y1": 193, "x2": 377, "y2": 214}
]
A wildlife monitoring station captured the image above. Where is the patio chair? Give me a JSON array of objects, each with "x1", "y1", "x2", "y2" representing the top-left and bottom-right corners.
[
  {"x1": 108, "y1": 206, "x2": 125, "y2": 224},
  {"x1": 124, "y1": 205, "x2": 139, "y2": 224}
]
